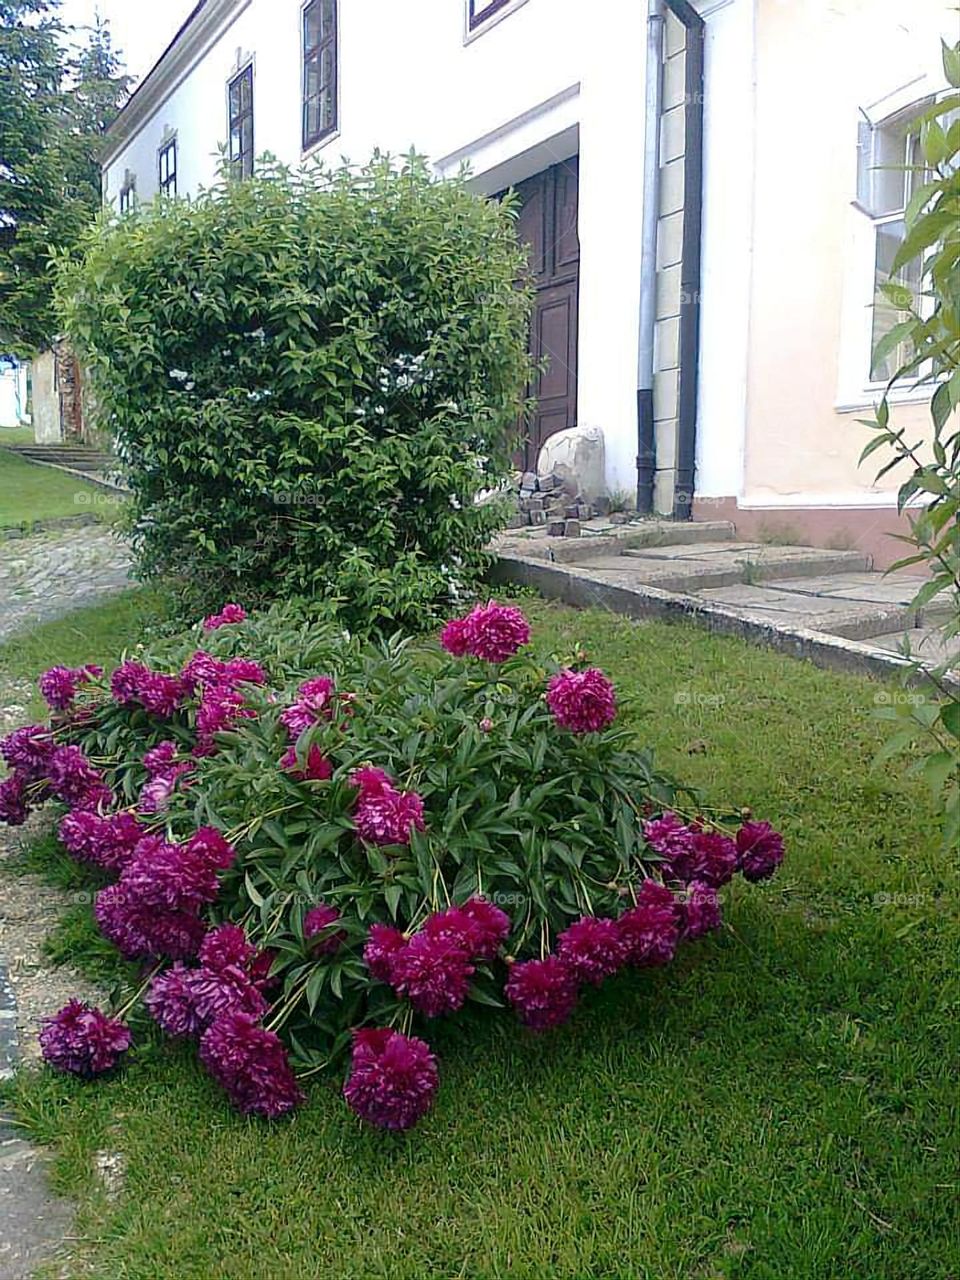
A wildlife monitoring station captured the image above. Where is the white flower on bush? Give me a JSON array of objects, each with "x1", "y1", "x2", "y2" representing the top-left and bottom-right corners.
[{"x1": 168, "y1": 369, "x2": 189, "y2": 382}]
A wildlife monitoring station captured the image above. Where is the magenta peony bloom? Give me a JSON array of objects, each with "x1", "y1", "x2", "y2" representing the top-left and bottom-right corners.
[
  {"x1": 199, "y1": 923, "x2": 256, "y2": 973},
  {"x1": 46, "y1": 745, "x2": 111, "y2": 810},
  {"x1": 0, "y1": 724, "x2": 54, "y2": 778},
  {"x1": 180, "y1": 650, "x2": 223, "y2": 692},
  {"x1": 556, "y1": 915, "x2": 627, "y2": 986},
  {"x1": 664, "y1": 829, "x2": 738, "y2": 888},
  {"x1": 389, "y1": 933, "x2": 474, "y2": 1017},
  {"x1": 249, "y1": 948, "x2": 280, "y2": 990},
  {"x1": 279, "y1": 675, "x2": 337, "y2": 740},
  {"x1": 643, "y1": 811, "x2": 696, "y2": 859},
  {"x1": 678, "y1": 881, "x2": 722, "y2": 940},
  {"x1": 145, "y1": 965, "x2": 206, "y2": 1038},
  {"x1": 505, "y1": 955, "x2": 579, "y2": 1030},
  {"x1": 422, "y1": 897, "x2": 510, "y2": 962},
  {"x1": 221, "y1": 657, "x2": 267, "y2": 686},
  {"x1": 353, "y1": 772, "x2": 425, "y2": 846},
  {"x1": 439, "y1": 617, "x2": 471, "y2": 656},
  {"x1": 202, "y1": 603, "x2": 248, "y2": 631},
  {"x1": 618, "y1": 880, "x2": 680, "y2": 966},
  {"x1": 39, "y1": 1000, "x2": 131, "y2": 1077},
  {"x1": 119, "y1": 840, "x2": 221, "y2": 913},
  {"x1": 185, "y1": 826, "x2": 235, "y2": 870},
  {"x1": 110, "y1": 659, "x2": 150, "y2": 704},
  {"x1": 187, "y1": 966, "x2": 269, "y2": 1027},
  {"x1": 200, "y1": 1012, "x2": 303, "y2": 1118},
  {"x1": 304, "y1": 902, "x2": 346, "y2": 955},
  {"x1": 94, "y1": 883, "x2": 207, "y2": 960},
  {"x1": 196, "y1": 683, "x2": 253, "y2": 748},
  {"x1": 363, "y1": 923, "x2": 407, "y2": 982},
  {"x1": 38, "y1": 664, "x2": 101, "y2": 712},
  {"x1": 280, "y1": 743, "x2": 332, "y2": 781},
  {"x1": 143, "y1": 741, "x2": 178, "y2": 774},
  {"x1": 137, "y1": 672, "x2": 186, "y2": 718},
  {"x1": 58, "y1": 810, "x2": 144, "y2": 872},
  {"x1": 736, "y1": 821, "x2": 785, "y2": 882},
  {"x1": 546, "y1": 667, "x2": 617, "y2": 733},
  {"x1": 464, "y1": 600, "x2": 531, "y2": 662},
  {"x1": 343, "y1": 1027, "x2": 439, "y2": 1130},
  {"x1": 0, "y1": 771, "x2": 30, "y2": 825}
]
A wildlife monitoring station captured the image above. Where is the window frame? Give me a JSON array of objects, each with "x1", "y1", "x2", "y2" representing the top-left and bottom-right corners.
[
  {"x1": 118, "y1": 174, "x2": 136, "y2": 214},
  {"x1": 227, "y1": 62, "x2": 255, "y2": 180},
  {"x1": 158, "y1": 136, "x2": 177, "y2": 198},
  {"x1": 465, "y1": 0, "x2": 529, "y2": 41},
  {"x1": 301, "y1": 0, "x2": 338, "y2": 153}
]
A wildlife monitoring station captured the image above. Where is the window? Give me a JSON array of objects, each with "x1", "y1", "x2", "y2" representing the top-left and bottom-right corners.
[
  {"x1": 228, "y1": 64, "x2": 254, "y2": 179},
  {"x1": 119, "y1": 173, "x2": 136, "y2": 213},
  {"x1": 857, "y1": 104, "x2": 929, "y2": 383},
  {"x1": 468, "y1": 0, "x2": 514, "y2": 31},
  {"x1": 302, "y1": 0, "x2": 337, "y2": 149},
  {"x1": 158, "y1": 138, "x2": 177, "y2": 197}
]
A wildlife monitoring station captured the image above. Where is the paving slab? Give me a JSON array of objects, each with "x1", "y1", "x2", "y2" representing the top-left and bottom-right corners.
[
  {"x1": 868, "y1": 627, "x2": 960, "y2": 671},
  {"x1": 696, "y1": 583, "x2": 910, "y2": 639}
]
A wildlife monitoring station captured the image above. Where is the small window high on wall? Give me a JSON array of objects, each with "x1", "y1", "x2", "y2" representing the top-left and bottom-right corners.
[
  {"x1": 302, "y1": 0, "x2": 337, "y2": 149},
  {"x1": 228, "y1": 64, "x2": 254, "y2": 179},
  {"x1": 158, "y1": 138, "x2": 177, "y2": 197}
]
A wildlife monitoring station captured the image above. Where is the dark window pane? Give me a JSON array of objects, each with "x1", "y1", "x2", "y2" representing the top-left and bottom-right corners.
[
  {"x1": 320, "y1": 87, "x2": 334, "y2": 132},
  {"x1": 302, "y1": 0, "x2": 336, "y2": 146},
  {"x1": 229, "y1": 80, "x2": 241, "y2": 115},
  {"x1": 241, "y1": 116, "x2": 253, "y2": 160},
  {"x1": 304, "y1": 1, "x2": 321, "y2": 51},
  {"x1": 320, "y1": 43, "x2": 334, "y2": 88},
  {"x1": 305, "y1": 54, "x2": 322, "y2": 99}
]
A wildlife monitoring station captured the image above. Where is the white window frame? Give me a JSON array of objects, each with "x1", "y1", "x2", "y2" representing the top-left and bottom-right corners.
[
  {"x1": 835, "y1": 75, "x2": 949, "y2": 413},
  {"x1": 463, "y1": 0, "x2": 531, "y2": 46},
  {"x1": 158, "y1": 135, "x2": 178, "y2": 197},
  {"x1": 118, "y1": 171, "x2": 137, "y2": 214}
]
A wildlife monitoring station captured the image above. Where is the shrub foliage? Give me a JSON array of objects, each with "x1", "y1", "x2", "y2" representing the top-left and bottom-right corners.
[{"x1": 58, "y1": 155, "x2": 533, "y2": 628}]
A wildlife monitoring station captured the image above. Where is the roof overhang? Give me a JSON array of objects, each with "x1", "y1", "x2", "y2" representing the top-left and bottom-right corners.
[{"x1": 102, "y1": 0, "x2": 250, "y2": 169}]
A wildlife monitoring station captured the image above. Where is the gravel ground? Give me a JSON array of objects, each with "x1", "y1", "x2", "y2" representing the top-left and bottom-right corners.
[{"x1": 0, "y1": 528, "x2": 131, "y2": 1278}]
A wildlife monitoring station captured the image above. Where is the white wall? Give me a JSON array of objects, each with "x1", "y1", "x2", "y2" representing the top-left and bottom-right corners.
[
  {"x1": 0, "y1": 362, "x2": 29, "y2": 428},
  {"x1": 102, "y1": 0, "x2": 653, "y2": 495}
]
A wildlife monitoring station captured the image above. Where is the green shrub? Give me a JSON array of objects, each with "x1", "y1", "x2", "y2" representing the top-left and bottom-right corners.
[{"x1": 57, "y1": 154, "x2": 533, "y2": 629}]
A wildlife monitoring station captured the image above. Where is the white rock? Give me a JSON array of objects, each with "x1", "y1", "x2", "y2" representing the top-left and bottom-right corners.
[{"x1": 536, "y1": 425, "x2": 605, "y2": 500}]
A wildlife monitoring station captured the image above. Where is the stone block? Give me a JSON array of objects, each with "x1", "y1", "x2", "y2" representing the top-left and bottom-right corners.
[
  {"x1": 536, "y1": 425, "x2": 605, "y2": 501},
  {"x1": 564, "y1": 519, "x2": 581, "y2": 537},
  {"x1": 547, "y1": 520, "x2": 565, "y2": 537}
]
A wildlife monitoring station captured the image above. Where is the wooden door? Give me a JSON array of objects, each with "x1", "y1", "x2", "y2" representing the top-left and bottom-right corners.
[{"x1": 510, "y1": 158, "x2": 580, "y2": 470}]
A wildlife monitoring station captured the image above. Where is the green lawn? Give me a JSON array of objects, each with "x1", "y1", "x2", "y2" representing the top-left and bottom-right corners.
[
  {"x1": 0, "y1": 446, "x2": 121, "y2": 528},
  {"x1": 2, "y1": 595, "x2": 957, "y2": 1280},
  {"x1": 0, "y1": 425, "x2": 38, "y2": 446}
]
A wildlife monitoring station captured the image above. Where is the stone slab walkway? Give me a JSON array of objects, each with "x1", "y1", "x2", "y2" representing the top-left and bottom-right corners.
[{"x1": 0, "y1": 525, "x2": 132, "y2": 642}]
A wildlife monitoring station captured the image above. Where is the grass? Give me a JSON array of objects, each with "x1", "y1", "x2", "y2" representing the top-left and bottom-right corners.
[
  {"x1": 0, "y1": 425, "x2": 39, "y2": 446},
  {"x1": 2, "y1": 596, "x2": 957, "y2": 1279},
  {"x1": 0, "y1": 445, "x2": 122, "y2": 529}
]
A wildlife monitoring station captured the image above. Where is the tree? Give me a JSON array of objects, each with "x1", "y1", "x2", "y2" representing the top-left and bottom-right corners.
[{"x1": 0, "y1": 0, "x2": 128, "y2": 354}]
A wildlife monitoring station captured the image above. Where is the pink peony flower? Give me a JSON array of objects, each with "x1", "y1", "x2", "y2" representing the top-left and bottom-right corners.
[
  {"x1": 736, "y1": 821, "x2": 785, "y2": 882},
  {"x1": 643, "y1": 812, "x2": 695, "y2": 859},
  {"x1": 187, "y1": 966, "x2": 269, "y2": 1027},
  {"x1": 58, "y1": 810, "x2": 145, "y2": 872},
  {"x1": 202, "y1": 603, "x2": 247, "y2": 631},
  {"x1": 546, "y1": 668, "x2": 617, "y2": 733},
  {"x1": 343, "y1": 1027, "x2": 439, "y2": 1130},
  {"x1": 38, "y1": 664, "x2": 101, "y2": 711},
  {"x1": 39, "y1": 1000, "x2": 131, "y2": 1078},
  {"x1": 199, "y1": 924, "x2": 256, "y2": 973},
  {"x1": 505, "y1": 955, "x2": 579, "y2": 1030},
  {"x1": 0, "y1": 772, "x2": 30, "y2": 826},
  {"x1": 439, "y1": 617, "x2": 471, "y2": 656},
  {"x1": 145, "y1": 965, "x2": 206, "y2": 1038},
  {"x1": 363, "y1": 924, "x2": 407, "y2": 982},
  {"x1": 556, "y1": 915, "x2": 627, "y2": 986},
  {"x1": 618, "y1": 880, "x2": 680, "y2": 967},
  {"x1": 119, "y1": 840, "x2": 222, "y2": 913},
  {"x1": 662, "y1": 829, "x2": 738, "y2": 888},
  {"x1": 389, "y1": 933, "x2": 474, "y2": 1017},
  {"x1": 304, "y1": 902, "x2": 346, "y2": 955},
  {"x1": 422, "y1": 898, "x2": 510, "y2": 962},
  {"x1": 94, "y1": 884, "x2": 207, "y2": 960},
  {"x1": 200, "y1": 1012, "x2": 303, "y2": 1118},
  {"x1": 0, "y1": 725, "x2": 54, "y2": 778},
  {"x1": 280, "y1": 744, "x2": 333, "y2": 781},
  {"x1": 143, "y1": 741, "x2": 178, "y2": 774},
  {"x1": 352, "y1": 771, "x2": 425, "y2": 846},
  {"x1": 46, "y1": 745, "x2": 112, "y2": 810},
  {"x1": 678, "y1": 881, "x2": 722, "y2": 940},
  {"x1": 478, "y1": 717, "x2": 494, "y2": 733},
  {"x1": 462, "y1": 600, "x2": 530, "y2": 662},
  {"x1": 110, "y1": 660, "x2": 150, "y2": 705},
  {"x1": 186, "y1": 826, "x2": 235, "y2": 870}
]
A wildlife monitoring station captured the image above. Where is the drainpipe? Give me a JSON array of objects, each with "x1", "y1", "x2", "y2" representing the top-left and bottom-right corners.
[
  {"x1": 636, "y1": 0, "x2": 665, "y2": 515},
  {"x1": 664, "y1": 0, "x2": 704, "y2": 521}
]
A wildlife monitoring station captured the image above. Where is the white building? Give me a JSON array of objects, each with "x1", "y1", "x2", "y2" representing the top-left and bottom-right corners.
[{"x1": 101, "y1": 0, "x2": 956, "y2": 566}]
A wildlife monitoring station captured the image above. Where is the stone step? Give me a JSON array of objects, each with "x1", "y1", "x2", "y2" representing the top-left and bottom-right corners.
[
  {"x1": 571, "y1": 544, "x2": 871, "y2": 592},
  {"x1": 866, "y1": 626, "x2": 960, "y2": 670},
  {"x1": 493, "y1": 518, "x2": 738, "y2": 562},
  {"x1": 696, "y1": 583, "x2": 913, "y2": 640}
]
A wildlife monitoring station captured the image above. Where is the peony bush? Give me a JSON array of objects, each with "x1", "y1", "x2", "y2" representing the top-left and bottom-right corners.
[{"x1": 0, "y1": 600, "x2": 784, "y2": 1129}]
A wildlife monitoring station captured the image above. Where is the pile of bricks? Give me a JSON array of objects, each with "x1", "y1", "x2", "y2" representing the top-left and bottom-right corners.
[{"x1": 505, "y1": 470, "x2": 596, "y2": 537}]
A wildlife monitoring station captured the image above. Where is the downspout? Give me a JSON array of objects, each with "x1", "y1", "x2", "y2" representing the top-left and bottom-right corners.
[
  {"x1": 664, "y1": 0, "x2": 704, "y2": 521},
  {"x1": 636, "y1": 0, "x2": 665, "y2": 515}
]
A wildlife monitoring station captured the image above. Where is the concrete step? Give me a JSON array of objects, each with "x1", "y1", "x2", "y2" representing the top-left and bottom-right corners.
[
  {"x1": 571, "y1": 543, "x2": 871, "y2": 593},
  {"x1": 867, "y1": 626, "x2": 960, "y2": 669},
  {"x1": 696, "y1": 583, "x2": 912, "y2": 640},
  {"x1": 493, "y1": 518, "x2": 738, "y2": 563}
]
